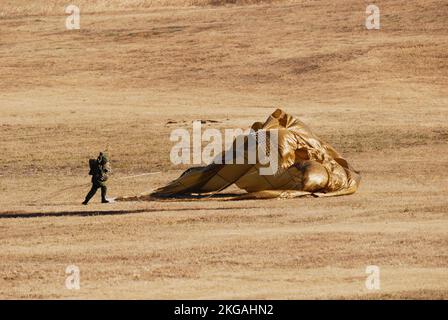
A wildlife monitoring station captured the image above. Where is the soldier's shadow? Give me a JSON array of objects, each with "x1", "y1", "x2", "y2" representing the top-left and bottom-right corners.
[
  {"x1": 0, "y1": 209, "x2": 149, "y2": 219},
  {"x1": 0, "y1": 205, "x2": 256, "y2": 219}
]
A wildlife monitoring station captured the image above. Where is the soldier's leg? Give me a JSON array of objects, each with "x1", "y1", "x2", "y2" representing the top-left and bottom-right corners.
[
  {"x1": 83, "y1": 185, "x2": 98, "y2": 205},
  {"x1": 101, "y1": 185, "x2": 109, "y2": 203}
]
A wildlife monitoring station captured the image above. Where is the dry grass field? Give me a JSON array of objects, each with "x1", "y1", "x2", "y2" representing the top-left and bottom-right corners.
[{"x1": 0, "y1": 0, "x2": 447, "y2": 299}]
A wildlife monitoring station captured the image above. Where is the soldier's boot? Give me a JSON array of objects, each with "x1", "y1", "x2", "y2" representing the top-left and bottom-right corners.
[
  {"x1": 101, "y1": 186, "x2": 109, "y2": 203},
  {"x1": 83, "y1": 186, "x2": 98, "y2": 205}
]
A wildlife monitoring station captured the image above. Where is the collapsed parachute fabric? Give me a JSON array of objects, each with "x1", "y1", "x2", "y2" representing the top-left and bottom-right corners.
[
  {"x1": 153, "y1": 109, "x2": 360, "y2": 199},
  {"x1": 127, "y1": 108, "x2": 360, "y2": 201}
]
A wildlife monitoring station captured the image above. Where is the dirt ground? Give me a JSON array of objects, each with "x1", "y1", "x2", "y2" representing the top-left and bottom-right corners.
[{"x1": 0, "y1": 0, "x2": 447, "y2": 299}]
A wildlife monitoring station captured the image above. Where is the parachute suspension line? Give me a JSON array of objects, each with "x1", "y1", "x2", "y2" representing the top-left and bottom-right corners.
[
  {"x1": 116, "y1": 172, "x2": 162, "y2": 180},
  {"x1": 32, "y1": 182, "x2": 91, "y2": 203}
]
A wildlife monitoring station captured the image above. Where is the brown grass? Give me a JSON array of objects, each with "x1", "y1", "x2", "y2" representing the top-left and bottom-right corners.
[
  {"x1": 0, "y1": 0, "x2": 290, "y2": 17},
  {"x1": 0, "y1": 0, "x2": 447, "y2": 299}
]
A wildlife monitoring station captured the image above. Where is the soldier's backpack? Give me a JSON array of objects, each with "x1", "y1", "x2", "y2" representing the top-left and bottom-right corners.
[{"x1": 89, "y1": 159, "x2": 99, "y2": 176}]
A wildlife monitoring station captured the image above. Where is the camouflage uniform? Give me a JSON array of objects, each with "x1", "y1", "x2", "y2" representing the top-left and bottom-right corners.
[{"x1": 83, "y1": 152, "x2": 112, "y2": 205}]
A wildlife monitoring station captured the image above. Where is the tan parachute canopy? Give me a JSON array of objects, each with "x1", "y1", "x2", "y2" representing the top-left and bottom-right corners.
[{"x1": 118, "y1": 108, "x2": 361, "y2": 201}]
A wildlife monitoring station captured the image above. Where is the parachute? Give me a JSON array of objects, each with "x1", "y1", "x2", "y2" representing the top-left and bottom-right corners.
[{"x1": 118, "y1": 108, "x2": 361, "y2": 201}]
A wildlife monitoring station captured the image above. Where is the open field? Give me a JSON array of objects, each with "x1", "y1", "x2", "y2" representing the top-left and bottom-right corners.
[{"x1": 0, "y1": 0, "x2": 447, "y2": 299}]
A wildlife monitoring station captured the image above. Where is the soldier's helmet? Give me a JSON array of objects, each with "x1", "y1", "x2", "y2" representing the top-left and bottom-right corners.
[{"x1": 98, "y1": 152, "x2": 109, "y2": 165}]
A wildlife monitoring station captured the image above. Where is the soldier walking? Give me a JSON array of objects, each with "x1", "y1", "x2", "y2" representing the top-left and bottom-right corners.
[{"x1": 82, "y1": 152, "x2": 112, "y2": 205}]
